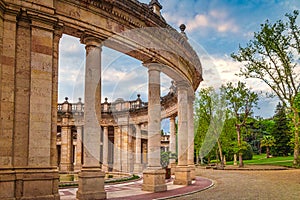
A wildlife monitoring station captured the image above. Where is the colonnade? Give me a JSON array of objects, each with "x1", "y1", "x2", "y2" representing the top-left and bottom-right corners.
[{"x1": 56, "y1": 36, "x2": 196, "y2": 195}]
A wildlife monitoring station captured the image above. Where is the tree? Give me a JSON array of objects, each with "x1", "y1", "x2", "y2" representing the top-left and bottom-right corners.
[
  {"x1": 194, "y1": 87, "x2": 226, "y2": 166},
  {"x1": 231, "y1": 11, "x2": 300, "y2": 166},
  {"x1": 271, "y1": 102, "x2": 292, "y2": 156},
  {"x1": 221, "y1": 81, "x2": 259, "y2": 167},
  {"x1": 260, "y1": 135, "x2": 276, "y2": 158}
]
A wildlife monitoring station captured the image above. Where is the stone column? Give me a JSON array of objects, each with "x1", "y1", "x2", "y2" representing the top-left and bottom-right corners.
[
  {"x1": 102, "y1": 126, "x2": 109, "y2": 172},
  {"x1": 77, "y1": 35, "x2": 106, "y2": 200},
  {"x1": 60, "y1": 114, "x2": 73, "y2": 172},
  {"x1": 188, "y1": 92, "x2": 196, "y2": 180},
  {"x1": 174, "y1": 81, "x2": 191, "y2": 185},
  {"x1": 142, "y1": 62, "x2": 166, "y2": 192},
  {"x1": 121, "y1": 125, "x2": 129, "y2": 172},
  {"x1": 113, "y1": 126, "x2": 121, "y2": 172},
  {"x1": 75, "y1": 125, "x2": 83, "y2": 171},
  {"x1": 133, "y1": 124, "x2": 143, "y2": 173},
  {"x1": 169, "y1": 115, "x2": 177, "y2": 175}
]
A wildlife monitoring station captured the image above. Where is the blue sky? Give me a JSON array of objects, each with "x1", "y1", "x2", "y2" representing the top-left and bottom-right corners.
[{"x1": 58, "y1": 0, "x2": 300, "y2": 119}]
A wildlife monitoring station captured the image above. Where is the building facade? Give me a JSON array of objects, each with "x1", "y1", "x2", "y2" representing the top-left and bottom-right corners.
[
  {"x1": 57, "y1": 90, "x2": 177, "y2": 174},
  {"x1": 0, "y1": 0, "x2": 202, "y2": 199}
]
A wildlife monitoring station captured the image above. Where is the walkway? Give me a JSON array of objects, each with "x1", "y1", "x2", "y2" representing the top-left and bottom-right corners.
[
  {"x1": 59, "y1": 176, "x2": 213, "y2": 200},
  {"x1": 165, "y1": 166, "x2": 300, "y2": 200}
]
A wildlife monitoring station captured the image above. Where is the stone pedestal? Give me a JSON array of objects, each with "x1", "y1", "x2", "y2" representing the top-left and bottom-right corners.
[
  {"x1": 174, "y1": 166, "x2": 191, "y2": 185},
  {"x1": 189, "y1": 165, "x2": 196, "y2": 180},
  {"x1": 0, "y1": 168, "x2": 60, "y2": 200},
  {"x1": 142, "y1": 168, "x2": 167, "y2": 192},
  {"x1": 77, "y1": 168, "x2": 106, "y2": 200},
  {"x1": 169, "y1": 162, "x2": 177, "y2": 175},
  {"x1": 133, "y1": 163, "x2": 144, "y2": 174}
]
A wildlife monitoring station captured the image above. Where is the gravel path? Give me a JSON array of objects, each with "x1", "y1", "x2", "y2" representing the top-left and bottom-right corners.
[{"x1": 168, "y1": 167, "x2": 300, "y2": 200}]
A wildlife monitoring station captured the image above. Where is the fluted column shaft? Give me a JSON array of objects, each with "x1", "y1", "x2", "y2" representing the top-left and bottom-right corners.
[
  {"x1": 113, "y1": 126, "x2": 121, "y2": 171},
  {"x1": 177, "y1": 82, "x2": 189, "y2": 166},
  {"x1": 188, "y1": 94, "x2": 195, "y2": 166},
  {"x1": 103, "y1": 126, "x2": 109, "y2": 171},
  {"x1": 142, "y1": 63, "x2": 166, "y2": 192},
  {"x1": 169, "y1": 115, "x2": 176, "y2": 157},
  {"x1": 147, "y1": 64, "x2": 161, "y2": 168},
  {"x1": 135, "y1": 124, "x2": 142, "y2": 164},
  {"x1": 77, "y1": 36, "x2": 106, "y2": 200},
  {"x1": 82, "y1": 36, "x2": 102, "y2": 167},
  {"x1": 75, "y1": 125, "x2": 83, "y2": 171}
]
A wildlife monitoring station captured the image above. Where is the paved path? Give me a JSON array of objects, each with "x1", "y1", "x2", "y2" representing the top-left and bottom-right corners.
[
  {"x1": 60, "y1": 166, "x2": 300, "y2": 200},
  {"x1": 59, "y1": 176, "x2": 213, "y2": 200},
  {"x1": 169, "y1": 167, "x2": 300, "y2": 200}
]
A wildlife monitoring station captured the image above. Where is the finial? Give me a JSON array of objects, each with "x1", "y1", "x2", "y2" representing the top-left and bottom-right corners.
[
  {"x1": 179, "y1": 24, "x2": 186, "y2": 32},
  {"x1": 65, "y1": 97, "x2": 68, "y2": 101},
  {"x1": 137, "y1": 94, "x2": 141, "y2": 98},
  {"x1": 179, "y1": 24, "x2": 188, "y2": 40},
  {"x1": 78, "y1": 97, "x2": 82, "y2": 102},
  {"x1": 149, "y1": 0, "x2": 162, "y2": 17},
  {"x1": 105, "y1": 97, "x2": 108, "y2": 103}
]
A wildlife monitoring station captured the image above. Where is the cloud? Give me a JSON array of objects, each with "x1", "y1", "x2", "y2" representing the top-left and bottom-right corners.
[{"x1": 185, "y1": 10, "x2": 239, "y2": 33}]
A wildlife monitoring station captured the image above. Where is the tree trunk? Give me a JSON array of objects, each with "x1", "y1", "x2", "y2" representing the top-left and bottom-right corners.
[
  {"x1": 236, "y1": 124, "x2": 244, "y2": 167},
  {"x1": 292, "y1": 108, "x2": 300, "y2": 166},
  {"x1": 217, "y1": 139, "x2": 224, "y2": 167},
  {"x1": 266, "y1": 147, "x2": 270, "y2": 158}
]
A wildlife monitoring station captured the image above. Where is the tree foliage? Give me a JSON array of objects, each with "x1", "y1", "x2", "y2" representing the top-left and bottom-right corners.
[
  {"x1": 271, "y1": 103, "x2": 292, "y2": 156},
  {"x1": 194, "y1": 87, "x2": 225, "y2": 165},
  {"x1": 221, "y1": 81, "x2": 259, "y2": 167},
  {"x1": 260, "y1": 135, "x2": 276, "y2": 158},
  {"x1": 232, "y1": 11, "x2": 300, "y2": 166}
]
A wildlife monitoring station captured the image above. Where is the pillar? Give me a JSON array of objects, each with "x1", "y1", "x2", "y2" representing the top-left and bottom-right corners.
[
  {"x1": 75, "y1": 125, "x2": 83, "y2": 171},
  {"x1": 0, "y1": 8, "x2": 60, "y2": 199},
  {"x1": 188, "y1": 92, "x2": 196, "y2": 180},
  {"x1": 133, "y1": 124, "x2": 143, "y2": 173},
  {"x1": 120, "y1": 125, "x2": 129, "y2": 172},
  {"x1": 142, "y1": 63, "x2": 166, "y2": 192},
  {"x1": 169, "y1": 115, "x2": 177, "y2": 175},
  {"x1": 60, "y1": 114, "x2": 73, "y2": 172},
  {"x1": 174, "y1": 81, "x2": 191, "y2": 185},
  {"x1": 113, "y1": 126, "x2": 121, "y2": 172},
  {"x1": 102, "y1": 126, "x2": 109, "y2": 171},
  {"x1": 77, "y1": 35, "x2": 106, "y2": 200}
]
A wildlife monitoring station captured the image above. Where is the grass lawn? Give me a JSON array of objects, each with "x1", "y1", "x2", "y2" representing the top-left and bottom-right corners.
[{"x1": 225, "y1": 154, "x2": 294, "y2": 167}]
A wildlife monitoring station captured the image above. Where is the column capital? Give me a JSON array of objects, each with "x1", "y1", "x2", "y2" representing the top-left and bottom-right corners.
[
  {"x1": 80, "y1": 34, "x2": 104, "y2": 47},
  {"x1": 176, "y1": 80, "x2": 189, "y2": 90},
  {"x1": 143, "y1": 61, "x2": 164, "y2": 72}
]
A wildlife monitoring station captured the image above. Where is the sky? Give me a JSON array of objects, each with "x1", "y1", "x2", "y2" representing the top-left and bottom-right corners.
[{"x1": 58, "y1": 0, "x2": 300, "y2": 119}]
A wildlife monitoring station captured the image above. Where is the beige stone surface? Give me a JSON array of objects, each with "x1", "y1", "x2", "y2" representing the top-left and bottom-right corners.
[
  {"x1": 174, "y1": 166, "x2": 191, "y2": 185},
  {"x1": 142, "y1": 168, "x2": 167, "y2": 192}
]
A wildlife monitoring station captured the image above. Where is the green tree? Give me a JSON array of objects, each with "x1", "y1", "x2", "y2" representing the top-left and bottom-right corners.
[
  {"x1": 221, "y1": 81, "x2": 259, "y2": 167},
  {"x1": 260, "y1": 135, "x2": 276, "y2": 158},
  {"x1": 194, "y1": 87, "x2": 225, "y2": 166},
  {"x1": 271, "y1": 103, "x2": 292, "y2": 156},
  {"x1": 231, "y1": 11, "x2": 300, "y2": 166}
]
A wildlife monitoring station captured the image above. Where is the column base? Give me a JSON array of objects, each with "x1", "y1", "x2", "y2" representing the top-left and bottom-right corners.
[
  {"x1": 59, "y1": 163, "x2": 73, "y2": 172},
  {"x1": 0, "y1": 168, "x2": 60, "y2": 200},
  {"x1": 142, "y1": 168, "x2": 167, "y2": 192},
  {"x1": 74, "y1": 164, "x2": 82, "y2": 172},
  {"x1": 174, "y1": 166, "x2": 191, "y2": 185},
  {"x1": 169, "y1": 162, "x2": 177, "y2": 175},
  {"x1": 133, "y1": 163, "x2": 144, "y2": 174},
  {"x1": 189, "y1": 164, "x2": 196, "y2": 180},
  {"x1": 76, "y1": 167, "x2": 106, "y2": 200}
]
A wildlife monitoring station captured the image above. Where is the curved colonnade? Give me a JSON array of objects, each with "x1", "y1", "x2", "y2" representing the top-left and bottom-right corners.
[{"x1": 0, "y1": 0, "x2": 202, "y2": 199}]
